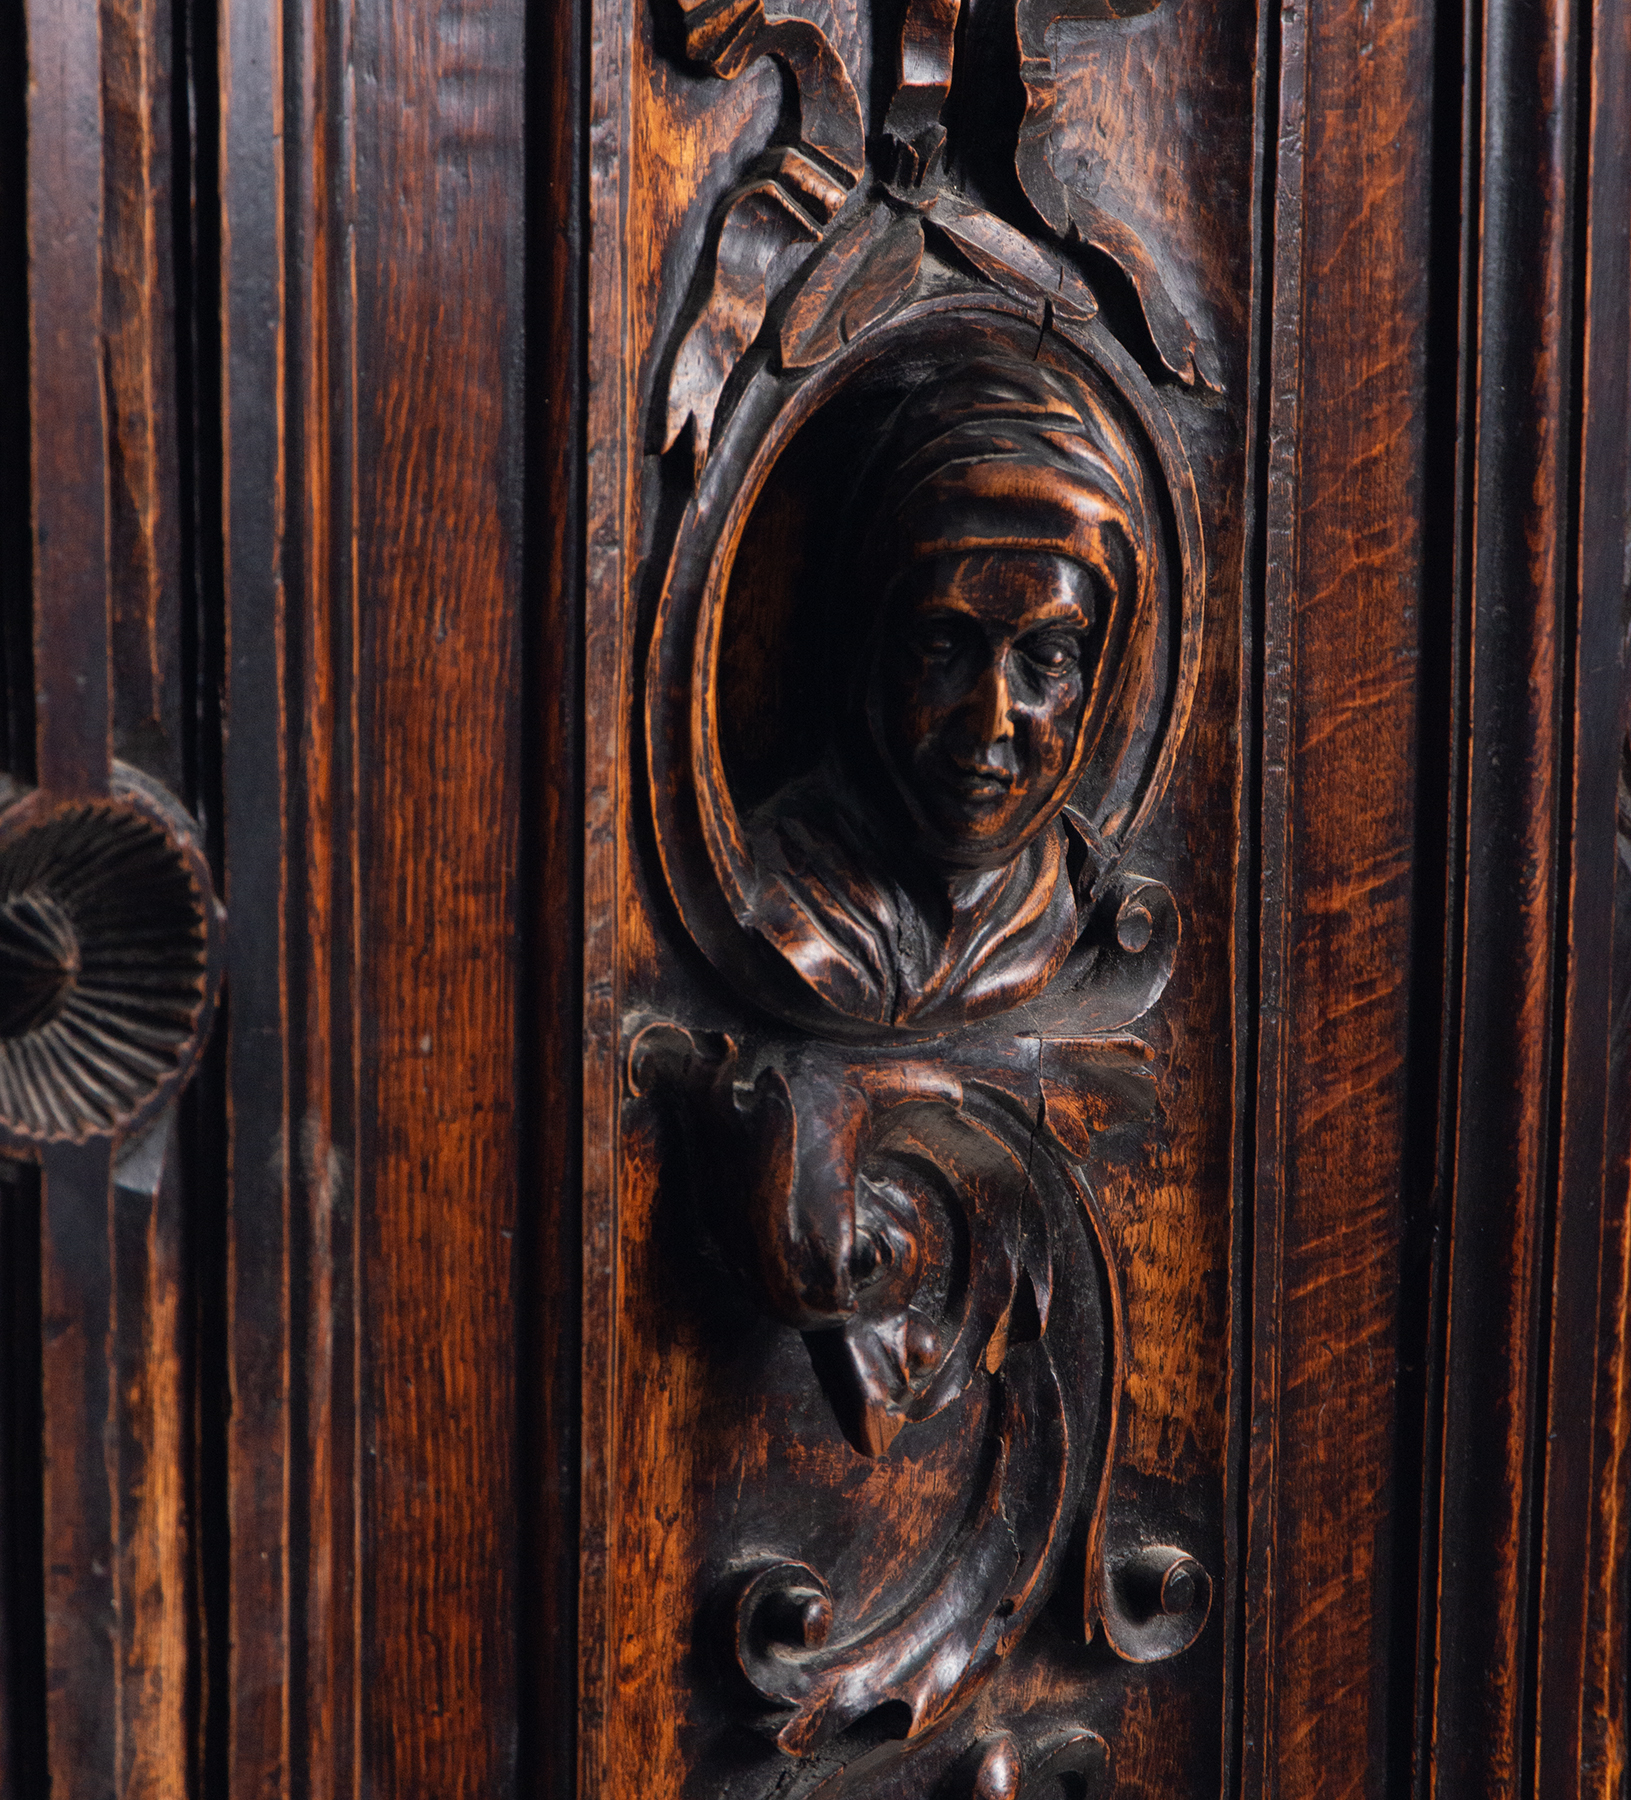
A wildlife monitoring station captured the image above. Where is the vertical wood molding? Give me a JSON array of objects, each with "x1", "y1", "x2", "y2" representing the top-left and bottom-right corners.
[
  {"x1": 1421, "y1": 0, "x2": 1631, "y2": 1784},
  {"x1": 38, "y1": 1141, "x2": 118, "y2": 1800},
  {"x1": 1534, "y1": 0, "x2": 1631, "y2": 1766},
  {"x1": 6, "y1": 0, "x2": 1628, "y2": 1784},
  {"x1": 1248, "y1": 0, "x2": 1437, "y2": 1791},
  {"x1": 219, "y1": 0, "x2": 293, "y2": 1787},
  {"x1": 27, "y1": 0, "x2": 112, "y2": 801},
  {"x1": 286, "y1": 0, "x2": 360, "y2": 1786},
  {"x1": 102, "y1": 0, "x2": 184, "y2": 789}
]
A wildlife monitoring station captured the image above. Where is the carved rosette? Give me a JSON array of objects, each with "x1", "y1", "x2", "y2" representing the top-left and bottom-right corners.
[
  {"x1": 0, "y1": 768, "x2": 223, "y2": 1150},
  {"x1": 634, "y1": 0, "x2": 1214, "y2": 1785}
]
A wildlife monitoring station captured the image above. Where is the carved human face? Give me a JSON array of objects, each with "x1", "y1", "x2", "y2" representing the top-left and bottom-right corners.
[{"x1": 870, "y1": 550, "x2": 1098, "y2": 872}]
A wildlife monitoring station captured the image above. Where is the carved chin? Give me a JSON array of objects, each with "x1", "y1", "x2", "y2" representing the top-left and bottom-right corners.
[
  {"x1": 898, "y1": 784, "x2": 1062, "y2": 872},
  {"x1": 880, "y1": 750, "x2": 1076, "y2": 872}
]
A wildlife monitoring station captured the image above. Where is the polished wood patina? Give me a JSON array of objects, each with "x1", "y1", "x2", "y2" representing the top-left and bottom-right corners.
[{"x1": 0, "y1": 0, "x2": 1626, "y2": 1788}]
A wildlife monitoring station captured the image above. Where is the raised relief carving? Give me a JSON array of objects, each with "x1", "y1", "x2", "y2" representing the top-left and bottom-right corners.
[
  {"x1": 648, "y1": 319, "x2": 1199, "y2": 1042},
  {"x1": 636, "y1": 0, "x2": 1210, "y2": 1785},
  {"x1": 632, "y1": 1026, "x2": 1122, "y2": 1755},
  {"x1": 741, "y1": 355, "x2": 1164, "y2": 1032}
]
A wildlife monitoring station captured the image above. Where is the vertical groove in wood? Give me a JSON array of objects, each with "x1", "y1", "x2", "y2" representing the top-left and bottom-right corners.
[
  {"x1": 285, "y1": 0, "x2": 361, "y2": 1785},
  {"x1": 1229, "y1": 0, "x2": 1283, "y2": 1770},
  {"x1": 1249, "y1": 0, "x2": 1437, "y2": 1787},
  {"x1": 101, "y1": 0, "x2": 184, "y2": 789},
  {"x1": 219, "y1": 0, "x2": 293, "y2": 1787},
  {"x1": 1585, "y1": 836, "x2": 1631, "y2": 1792},
  {"x1": 1533, "y1": 0, "x2": 1631, "y2": 1783},
  {"x1": 27, "y1": 0, "x2": 113, "y2": 799},
  {"x1": 1241, "y1": 0, "x2": 1304, "y2": 1770},
  {"x1": 39, "y1": 1141, "x2": 119, "y2": 1800},
  {"x1": 579, "y1": 0, "x2": 631, "y2": 1777},
  {"x1": 524, "y1": 0, "x2": 587, "y2": 1772},
  {"x1": 1425, "y1": 0, "x2": 1583, "y2": 1771}
]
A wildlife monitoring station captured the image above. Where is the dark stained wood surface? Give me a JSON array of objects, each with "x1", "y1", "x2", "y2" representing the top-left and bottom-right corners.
[
  {"x1": 526, "y1": 0, "x2": 590, "y2": 1788},
  {"x1": 580, "y1": 0, "x2": 1252, "y2": 1786},
  {"x1": 1425, "y1": 0, "x2": 1631, "y2": 1787},
  {"x1": 103, "y1": 0, "x2": 185, "y2": 791},
  {"x1": 27, "y1": 0, "x2": 112, "y2": 801},
  {"x1": 284, "y1": 0, "x2": 359, "y2": 1786},
  {"x1": 218, "y1": 0, "x2": 296, "y2": 1784},
  {"x1": 1530, "y1": 0, "x2": 1631, "y2": 1785},
  {"x1": 1427, "y1": 0, "x2": 1578, "y2": 1760},
  {"x1": 1245, "y1": 0, "x2": 1437, "y2": 1781},
  {"x1": 39, "y1": 1141, "x2": 118, "y2": 1800},
  {"x1": 349, "y1": 0, "x2": 526, "y2": 1785},
  {"x1": 2, "y1": 0, "x2": 1628, "y2": 1789}
]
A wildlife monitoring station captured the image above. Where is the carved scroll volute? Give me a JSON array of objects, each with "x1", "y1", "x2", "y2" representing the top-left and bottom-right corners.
[{"x1": 632, "y1": 1028, "x2": 1114, "y2": 1754}]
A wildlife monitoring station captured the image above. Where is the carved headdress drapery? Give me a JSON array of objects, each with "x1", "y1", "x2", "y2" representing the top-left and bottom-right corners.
[
  {"x1": 846, "y1": 357, "x2": 1154, "y2": 585},
  {"x1": 839, "y1": 354, "x2": 1159, "y2": 774}
]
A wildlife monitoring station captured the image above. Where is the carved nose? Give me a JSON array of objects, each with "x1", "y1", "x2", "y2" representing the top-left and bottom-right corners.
[
  {"x1": 967, "y1": 655, "x2": 1015, "y2": 745},
  {"x1": 875, "y1": 1312, "x2": 938, "y2": 1391}
]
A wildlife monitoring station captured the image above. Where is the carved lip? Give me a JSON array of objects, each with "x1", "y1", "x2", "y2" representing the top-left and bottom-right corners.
[
  {"x1": 934, "y1": 758, "x2": 1017, "y2": 807},
  {"x1": 946, "y1": 766, "x2": 1013, "y2": 797}
]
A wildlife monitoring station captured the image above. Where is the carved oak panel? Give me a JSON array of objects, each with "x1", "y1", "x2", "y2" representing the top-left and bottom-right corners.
[{"x1": 586, "y1": 0, "x2": 1254, "y2": 1788}]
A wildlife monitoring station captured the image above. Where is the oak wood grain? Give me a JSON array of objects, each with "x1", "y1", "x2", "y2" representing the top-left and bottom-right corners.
[
  {"x1": 5, "y1": 0, "x2": 1628, "y2": 1786},
  {"x1": 348, "y1": 0, "x2": 526, "y2": 1788},
  {"x1": 1245, "y1": 0, "x2": 1436, "y2": 1788}
]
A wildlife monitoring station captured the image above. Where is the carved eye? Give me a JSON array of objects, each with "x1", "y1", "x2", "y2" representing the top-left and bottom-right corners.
[
  {"x1": 1021, "y1": 631, "x2": 1083, "y2": 675},
  {"x1": 907, "y1": 611, "x2": 968, "y2": 659},
  {"x1": 912, "y1": 625, "x2": 958, "y2": 658},
  {"x1": 850, "y1": 1230, "x2": 893, "y2": 1290}
]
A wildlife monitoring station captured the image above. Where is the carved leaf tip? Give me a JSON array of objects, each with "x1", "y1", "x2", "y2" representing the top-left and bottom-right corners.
[
  {"x1": 926, "y1": 194, "x2": 1099, "y2": 327},
  {"x1": 662, "y1": 167, "x2": 832, "y2": 468},
  {"x1": 779, "y1": 205, "x2": 925, "y2": 372}
]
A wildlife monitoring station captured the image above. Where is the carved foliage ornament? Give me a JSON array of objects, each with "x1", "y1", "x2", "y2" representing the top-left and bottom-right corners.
[
  {"x1": 660, "y1": 0, "x2": 1218, "y2": 472},
  {"x1": 636, "y1": 0, "x2": 1211, "y2": 1789}
]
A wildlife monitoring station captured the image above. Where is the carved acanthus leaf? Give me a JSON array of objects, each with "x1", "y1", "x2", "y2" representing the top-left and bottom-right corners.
[
  {"x1": 1012, "y1": 0, "x2": 1220, "y2": 388},
  {"x1": 925, "y1": 190, "x2": 1099, "y2": 324},
  {"x1": 663, "y1": 154, "x2": 837, "y2": 462},
  {"x1": 676, "y1": 0, "x2": 865, "y2": 174},
  {"x1": 779, "y1": 203, "x2": 925, "y2": 371}
]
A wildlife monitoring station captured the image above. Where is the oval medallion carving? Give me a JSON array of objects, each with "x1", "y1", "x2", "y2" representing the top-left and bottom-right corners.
[{"x1": 647, "y1": 304, "x2": 1201, "y2": 1039}]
